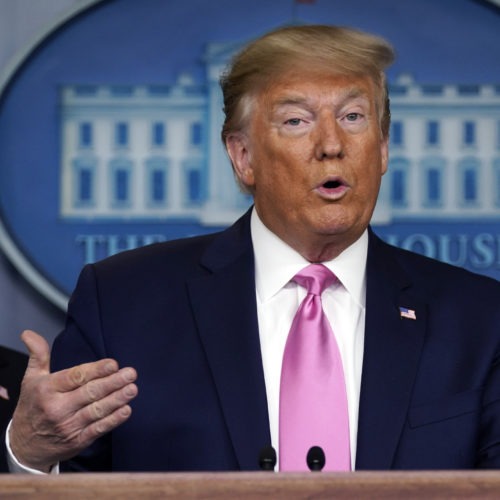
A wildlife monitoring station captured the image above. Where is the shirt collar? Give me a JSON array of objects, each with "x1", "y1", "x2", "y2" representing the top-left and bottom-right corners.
[{"x1": 251, "y1": 207, "x2": 367, "y2": 308}]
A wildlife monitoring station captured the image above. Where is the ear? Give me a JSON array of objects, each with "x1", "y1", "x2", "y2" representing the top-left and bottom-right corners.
[
  {"x1": 225, "y1": 133, "x2": 255, "y2": 187},
  {"x1": 380, "y1": 137, "x2": 389, "y2": 176}
]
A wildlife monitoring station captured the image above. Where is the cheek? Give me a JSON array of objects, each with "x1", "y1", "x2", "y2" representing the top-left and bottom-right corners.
[
  {"x1": 251, "y1": 145, "x2": 293, "y2": 184},
  {"x1": 359, "y1": 166, "x2": 383, "y2": 198},
  {"x1": 353, "y1": 139, "x2": 385, "y2": 182},
  {"x1": 248, "y1": 132, "x2": 314, "y2": 194}
]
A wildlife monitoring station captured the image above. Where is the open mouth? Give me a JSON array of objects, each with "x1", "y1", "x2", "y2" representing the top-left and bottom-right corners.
[
  {"x1": 316, "y1": 177, "x2": 349, "y2": 199},
  {"x1": 323, "y1": 180, "x2": 343, "y2": 189}
]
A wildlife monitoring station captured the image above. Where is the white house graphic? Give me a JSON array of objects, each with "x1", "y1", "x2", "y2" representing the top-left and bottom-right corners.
[
  {"x1": 386, "y1": 74, "x2": 500, "y2": 221},
  {"x1": 59, "y1": 42, "x2": 500, "y2": 226}
]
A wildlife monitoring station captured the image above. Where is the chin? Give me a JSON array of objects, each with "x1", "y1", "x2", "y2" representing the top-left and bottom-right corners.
[{"x1": 315, "y1": 218, "x2": 364, "y2": 241}]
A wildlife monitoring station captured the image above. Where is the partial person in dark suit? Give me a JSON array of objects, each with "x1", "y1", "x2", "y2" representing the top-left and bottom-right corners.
[
  {"x1": 0, "y1": 345, "x2": 27, "y2": 472},
  {"x1": 6, "y1": 24, "x2": 500, "y2": 473}
]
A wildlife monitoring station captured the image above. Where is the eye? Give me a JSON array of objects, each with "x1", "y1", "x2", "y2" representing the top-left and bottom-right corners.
[
  {"x1": 345, "y1": 112, "x2": 361, "y2": 122},
  {"x1": 284, "y1": 118, "x2": 303, "y2": 126}
]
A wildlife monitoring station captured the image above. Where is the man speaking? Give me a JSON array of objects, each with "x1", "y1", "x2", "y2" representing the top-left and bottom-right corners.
[{"x1": 6, "y1": 24, "x2": 500, "y2": 473}]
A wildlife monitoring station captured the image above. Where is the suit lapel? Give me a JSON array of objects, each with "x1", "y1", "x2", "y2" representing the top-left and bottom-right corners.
[
  {"x1": 356, "y1": 231, "x2": 427, "y2": 469},
  {"x1": 186, "y1": 210, "x2": 271, "y2": 470}
]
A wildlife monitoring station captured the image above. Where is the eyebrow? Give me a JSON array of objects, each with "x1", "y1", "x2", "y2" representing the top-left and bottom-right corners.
[{"x1": 272, "y1": 86, "x2": 370, "y2": 111}]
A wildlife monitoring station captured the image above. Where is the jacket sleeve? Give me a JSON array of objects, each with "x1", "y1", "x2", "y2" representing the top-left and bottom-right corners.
[{"x1": 51, "y1": 264, "x2": 112, "y2": 472}]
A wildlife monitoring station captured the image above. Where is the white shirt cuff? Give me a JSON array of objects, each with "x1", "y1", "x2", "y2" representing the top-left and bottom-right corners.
[{"x1": 6, "y1": 420, "x2": 59, "y2": 474}]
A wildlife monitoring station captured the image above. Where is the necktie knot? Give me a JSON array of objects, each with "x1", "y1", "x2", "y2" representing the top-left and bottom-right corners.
[{"x1": 293, "y1": 264, "x2": 336, "y2": 296}]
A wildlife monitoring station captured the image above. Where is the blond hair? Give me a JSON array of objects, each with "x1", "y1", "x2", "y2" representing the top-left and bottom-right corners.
[{"x1": 220, "y1": 24, "x2": 395, "y2": 145}]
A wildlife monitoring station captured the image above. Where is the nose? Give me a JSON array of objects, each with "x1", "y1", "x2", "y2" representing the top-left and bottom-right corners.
[{"x1": 314, "y1": 114, "x2": 344, "y2": 161}]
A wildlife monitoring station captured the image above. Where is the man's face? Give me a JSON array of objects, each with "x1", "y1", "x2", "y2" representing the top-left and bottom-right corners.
[{"x1": 226, "y1": 71, "x2": 388, "y2": 261}]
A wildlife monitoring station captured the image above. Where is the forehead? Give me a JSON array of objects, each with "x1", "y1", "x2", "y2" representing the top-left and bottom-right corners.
[{"x1": 256, "y1": 71, "x2": 376, "y2": 109}]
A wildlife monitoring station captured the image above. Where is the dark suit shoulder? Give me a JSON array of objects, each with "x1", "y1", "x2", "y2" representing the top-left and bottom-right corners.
[
  {"x1": 371, "y1": 231, "x2": 500, "y2": 307},
  {"x1": 88, "y1": 210, "x2": 253, "y2": 285},
  {"x1": 66, "y1": 211, "x2": 254, "y2": 333},
  {"x1": 94, "y1": 232, "x2": 219, "y2": 273},
  {"x1": 66, "y1": 233, "x2": 220, "y2": 323}
]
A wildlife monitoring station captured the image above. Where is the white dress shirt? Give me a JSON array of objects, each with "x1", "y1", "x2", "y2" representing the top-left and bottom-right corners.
[{"x1": 251, "y1": 208, "x2": 367, "y2": 470}]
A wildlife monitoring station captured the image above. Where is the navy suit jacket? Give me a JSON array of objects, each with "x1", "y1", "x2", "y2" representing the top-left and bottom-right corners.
[{"x1": 52, "y1": 209, "x2": 500, "y2": 471}]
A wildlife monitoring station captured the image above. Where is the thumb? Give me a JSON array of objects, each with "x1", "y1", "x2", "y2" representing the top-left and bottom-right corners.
[{"x1": 20, "y1": 329, "x2": 51, "y2": 376}]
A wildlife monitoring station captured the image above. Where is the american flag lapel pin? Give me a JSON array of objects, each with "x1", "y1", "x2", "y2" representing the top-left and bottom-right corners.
[
  {"x1": 0, "y1": 385, "x2": 10, "y2": 401},
  {"x1": 399, "y1": 306, "x2": 417, "y2": 320}
]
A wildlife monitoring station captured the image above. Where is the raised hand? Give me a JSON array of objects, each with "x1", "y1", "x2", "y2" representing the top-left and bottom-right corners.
[{"x1": 9, "y1": 330, "x2": 138, "y2": 472}]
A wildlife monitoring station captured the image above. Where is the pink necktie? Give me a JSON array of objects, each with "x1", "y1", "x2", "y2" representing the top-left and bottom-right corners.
[{"x1": 279, "y1": 264, "x2": 350, "y2": 471}]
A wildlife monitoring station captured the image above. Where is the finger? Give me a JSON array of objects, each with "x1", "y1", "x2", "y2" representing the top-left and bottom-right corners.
[
  {"x1": 66, "y1": 382, "x2": 138, "y2": 449},
  {"x1": 21, "y1": 329, "x2": 51, "y2": 377},
  {"x1": 50, "y1": 358, "x2": 123, "y2": 393},
  {"x1": 78, "y1": 367, "x2": 138, "y2": 407},
  {"x1": 44, "y1": 365, "x2": 136, "y2": 424},
  {"x1": 83, "y1": 381, "x2": 138, "y2": 423},
  {"x1": 78, "y1": 404, "x2": 134, "y2": 450},
  {"x1": 40, "y1": 380, "x2": 138, "y2": 447}
]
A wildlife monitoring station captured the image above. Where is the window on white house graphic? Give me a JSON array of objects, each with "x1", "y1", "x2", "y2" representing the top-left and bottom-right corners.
[
  {"x1": 115, "y1": 122, "x2": 129, "y2": 148},
  {"x1": 188, "y1": 170, "x2": 201, "y2": 202},
  {"x1": 109, "y1": 159, "x2": 132, "y2": 207},
  {"x1": 152, "y1": 122, "x2": 166, "y2": 147},
  {"x1": 183, "y1": 160, "x2": 203, "y2": 204},
  {"x1": 426, "y1": 121, "x2": 440, "y2": 147},
  {"x1": 390, "y1": 121, "x2": 404, "y2": 147},
  {"x1": 72, "y1": 158, "x2": 96, "y2": 207},
  {"x1": 422, "y1": 158, "x2": 445, "y2": 207},
  {"x1": 190, "y1": 122, "x2": 202, "y2": 147},
  {"x1": 146, "y1": 157, "x2": 169, "y2": 206},
  {"x1": 463, "y1": 121, "x2": 476, "y2": 147},
  {"x1": 389, "y1": 158, "x2": 409, "y2": 207},
  {"x1": 494, "y1": 158, "x2": 500, "y2": 207},
  {"x1": 79, "y1": 122, "x2": 93, "y2": 148},
  {"x1": 459, "y1": 158, "x2": 480, "y2": 206}
]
